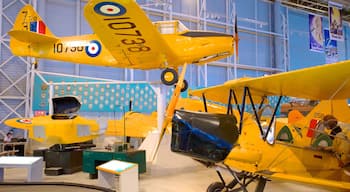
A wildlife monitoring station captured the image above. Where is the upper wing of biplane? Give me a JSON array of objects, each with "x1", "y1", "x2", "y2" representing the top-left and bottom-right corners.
[
  {"x1": 190, "y1": 60, "x2": 350, "y2": 103},
  {"x1": 84, "y1": 0, "x2": 176, "y2": 69}
]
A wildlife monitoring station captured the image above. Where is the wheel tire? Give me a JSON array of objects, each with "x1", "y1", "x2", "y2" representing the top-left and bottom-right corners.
[
  {"x1": 180, "y1": 79, "x2": 188, "y2": 92},
  {"x1": 161, "y1": 68, "x2": 178, "y2": 86},
  {"x1": 174, "y1": 79, "x2": 189, "y2": 92},
  {"x1": 207, "y1": 182, "x2": 225, "y2": 192}
]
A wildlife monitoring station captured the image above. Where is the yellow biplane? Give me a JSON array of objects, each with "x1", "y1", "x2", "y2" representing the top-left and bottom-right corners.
[
  {"x1": 8, "y1": 0, "x2": 236, "y2": 87},
  {"x1": 4, "y1": 96, "x2": 99, "y2": 145},
  {"x1": 168, "y1": 60, "x2": 350, "y2": 191}
]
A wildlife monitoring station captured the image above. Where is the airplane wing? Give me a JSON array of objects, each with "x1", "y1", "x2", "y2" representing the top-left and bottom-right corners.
[
  {"x1": 4, "y1": 118, "x2": 32, "y2": 130},
  {"x1": 269, "y1": 172, "x2": 350, "y2": 190},
  {"x1": 190, "y1": 60, "x2": 350, "y2": 103},
  {"x1": 84, "y1": 0, "x2": 175, "y2": 69},
  {"x1": 105, "y1": 112, "x2": 158, "y2": 138}
]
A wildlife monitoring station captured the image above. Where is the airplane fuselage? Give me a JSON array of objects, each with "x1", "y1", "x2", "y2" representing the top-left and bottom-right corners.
[
  {"x1": 11, "y1": 32, "x2": 233, "y2": 69},
  {"x1": 4, "y1": 116, "x2": 99, "y2": 145}
]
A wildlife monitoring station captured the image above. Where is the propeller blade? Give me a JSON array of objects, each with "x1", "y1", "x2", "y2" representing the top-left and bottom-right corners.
[{"x1": 234, "y1": 14, "x2": 239, "y2": 60}]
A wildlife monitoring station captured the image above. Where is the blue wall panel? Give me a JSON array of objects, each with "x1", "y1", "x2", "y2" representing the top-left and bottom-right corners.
[
  {"x1": 239, "y1": 33, "x2": 257, "y2": 65},
  {"x1": 236, "y1": 0, "x2": 256, "y2": 29},
  {"x1": 207, "y1": 66, "x2": 226, "y2": 86},
  {"x1": 288, "y1": 10, "x2": 325, "y2": 70}
]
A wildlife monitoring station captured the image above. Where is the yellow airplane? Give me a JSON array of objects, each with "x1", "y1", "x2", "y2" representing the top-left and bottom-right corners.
[
  {"x1": 8, "y1": 0, "x2": 236, "y2": 87},
  {"x1": 168, "y1": 60, "x2": 350, "y2": 191},
  {"x1": 105, "y1": 97, "x2": 227, "y2": 138},
  {"x1": 4, "y1": 96, "x2": 99, "y2": 145}
]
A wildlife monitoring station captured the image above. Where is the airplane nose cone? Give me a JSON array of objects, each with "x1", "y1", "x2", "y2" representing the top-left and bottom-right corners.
[{"x1": 171, "y1": 110, "x2": 239, "y2": 163}]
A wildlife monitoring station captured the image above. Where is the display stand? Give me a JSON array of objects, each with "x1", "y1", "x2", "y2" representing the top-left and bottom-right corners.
[
  {"x1": 0, "y1": 156, "x2": 43, "y2": 182},
  {"x1": 97, "y1": 160, "x2": 138, "y2": 192},
  {"x1": 82, "y1": 149, "x2": 146, "y2": 179}
]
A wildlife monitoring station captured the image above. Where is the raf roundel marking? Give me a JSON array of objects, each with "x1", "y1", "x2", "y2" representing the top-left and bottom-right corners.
[
  {"x1": 16, "y1": 118, "x2": 32, "y2": 124},
  {"x1": 85, "y1": 40, "x2": 102, "y2": 57},
  {"x1": 94, "y1": 2, "x2": 126, "y2": 16}
]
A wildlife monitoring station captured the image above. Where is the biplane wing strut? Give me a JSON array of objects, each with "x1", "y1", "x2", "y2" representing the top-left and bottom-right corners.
[{"x1": 201, "y1": 86, "x2": 282, "y2": 141}]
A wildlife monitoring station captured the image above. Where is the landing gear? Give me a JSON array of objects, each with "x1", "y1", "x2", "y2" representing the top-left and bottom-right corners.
[
  {"x1": 175, "y1": 79, "x2": 188, "y2": 92},
  {"x1": 161, "y1": 68, "x2": 178, "y2": 86},
  {"x1": 207, "y1": 182, "x2": 224, "y2": 192},
  {"x1": 207, "y1": 166, "x2": 268, "y2": 192},
  {"x1": 161, "y1": 68, "x2": 188, "y2": 92}
]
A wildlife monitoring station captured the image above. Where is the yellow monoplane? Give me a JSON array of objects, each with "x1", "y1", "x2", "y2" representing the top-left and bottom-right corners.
[
  {"x1": 8, "y1": 0, "x2": 236, "y2": 87},
  {"x1": 169, "y1": 60, "x2": 350, "y2": 191}
]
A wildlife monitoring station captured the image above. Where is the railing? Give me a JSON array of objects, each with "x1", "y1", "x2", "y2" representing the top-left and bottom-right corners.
[{"x1": 0, "y1": 142, "x2": 26, "y2": 156}]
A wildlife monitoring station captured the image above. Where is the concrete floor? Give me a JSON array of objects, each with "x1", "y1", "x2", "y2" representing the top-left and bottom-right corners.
[
  {"x1": 0, "y1": 162, "x2": 337, "y2": 192},
  {"x1": 0, "y1": 135, "x2": 340, "y2": 192}
]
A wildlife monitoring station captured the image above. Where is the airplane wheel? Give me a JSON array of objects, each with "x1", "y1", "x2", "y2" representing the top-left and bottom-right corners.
[
  {"x1": 255, "y1": 178, "x2": 267, "y2": 192},
  {"x1": 174, "y1": 79, "x2": 188, "y2": 92},
  {"x1": 161, "y1": 68, "x2": 178, "y2": 86},
  {"x1": 207, "y1": 182, "x2": 224, "y2": 192},
  {"x1": 180, "y1": 79, "x2": 188, "y2": 92}
]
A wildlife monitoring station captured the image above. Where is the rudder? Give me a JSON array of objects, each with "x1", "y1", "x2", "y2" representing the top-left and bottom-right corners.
[
  {"x1": 10, "y1": 4, "x2": 55, "y2": 36},
  {"x1": 8, "y1": 5, "x2": 57, "y2": 56}
]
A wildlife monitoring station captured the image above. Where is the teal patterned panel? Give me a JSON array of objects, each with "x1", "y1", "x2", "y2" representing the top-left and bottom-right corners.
[{"x1": 33, "y1": 75, "x2": 158, "y2": 113}]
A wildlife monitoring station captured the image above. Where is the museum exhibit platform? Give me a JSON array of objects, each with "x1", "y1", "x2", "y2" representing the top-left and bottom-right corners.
[{"x1": 83, "y1": 148, "x2": 146, "y2": 179}]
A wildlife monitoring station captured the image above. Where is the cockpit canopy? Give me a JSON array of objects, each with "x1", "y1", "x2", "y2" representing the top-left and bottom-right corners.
[
  {"x1": 52, "y1": 96, "x2": 81, "y2": 119},
  {"x1": 153, "y1": 20, "x2": 188, "y2": 34}
]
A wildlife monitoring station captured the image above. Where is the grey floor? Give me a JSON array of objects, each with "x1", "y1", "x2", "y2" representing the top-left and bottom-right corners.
[
  {"x1": 0, "y1": 136, "x2": 340, "y2": 192},
  {"x1": 0, "y1": 154, "x2": 338, "y2": 192},
  {"x1": 0, "y1": 165, "x2": 338, "y2": 192}
]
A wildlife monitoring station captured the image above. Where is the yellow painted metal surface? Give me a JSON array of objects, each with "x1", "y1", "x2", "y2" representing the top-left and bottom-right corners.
[
  {"x1": 8, "y1": 2, "x2": 234, "y2": 70},
  {"x1": 222, "y1": 100, "x2": 350, "y2": 190},
  {"x1": 105, "y1": 97, "x2": 227, "y2": 137},
  {"x1": 188, "y1": 61, "x2": 350, "y2": 189},
  {"x1": 105, "y1": 111, "x2": 158, "y2": 138},
  {"x1": 4, "y1": 116, "x2": 99, "y2": 145},
  {"x1": 190, "y1": 60, "x2": 350, "y2": 102}
]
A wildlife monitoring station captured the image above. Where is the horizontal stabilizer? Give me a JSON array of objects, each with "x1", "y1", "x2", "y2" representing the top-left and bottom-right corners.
[{"x1": 8, "y1": 30, "x2": 58, "y2": 43}]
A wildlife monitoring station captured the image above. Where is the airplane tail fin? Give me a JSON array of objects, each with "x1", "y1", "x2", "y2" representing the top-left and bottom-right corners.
[{"x1": 8, "y1": 5, "x2": 58, "y2": 56}]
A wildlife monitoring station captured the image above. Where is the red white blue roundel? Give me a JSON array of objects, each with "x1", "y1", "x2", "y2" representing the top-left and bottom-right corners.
[
  {"x1": 85, "y1": 40, "x2": 101, "y2": 57},
  {"x1": 16, "y1": 118, "x2": 32, "y2": 124},
  {"x1": 94, "y1": 2, "x2": 126, "y2": 16}
]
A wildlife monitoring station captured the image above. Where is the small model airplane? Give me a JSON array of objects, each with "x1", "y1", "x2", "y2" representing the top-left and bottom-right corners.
[
  {"x1": 8, "y1": 0, "x2": 236, "y2": 87},
  {"x1": 4, "y1": 96, "x2": 99, "y2": 145},
  {"x1": 168, "y1": 60, "x2": 350, "y2": 191}
]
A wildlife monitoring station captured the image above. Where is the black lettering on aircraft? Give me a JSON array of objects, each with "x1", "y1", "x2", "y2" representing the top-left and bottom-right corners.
[
  {"x1": 53, "y1": 43, "x2": 84, "y2": 54},
  {"x1": 21, "y1": 10, "x2": 28, "y2": 30},
  {"x1": 108, "y1": 22, "x2": 136, "y2": 30},
  {"x1": 103, "y1": 17, "x2": 151, "y2": 52}
]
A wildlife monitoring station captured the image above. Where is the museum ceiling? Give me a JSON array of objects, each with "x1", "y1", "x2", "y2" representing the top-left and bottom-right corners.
[{"x1": 280, "y1": 0, "x2": 350, "y2": 22}]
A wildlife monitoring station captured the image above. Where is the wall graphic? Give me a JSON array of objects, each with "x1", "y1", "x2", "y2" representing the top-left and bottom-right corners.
[
  {"x1": 309, "y1": 14, "x2": 323, "y2": 52},
  {"x1": 329, "y1": 6, "x2": 343, "y2": 41},
  {"x1": 324, "y1": 29, "x2": 338, "y2": 63},
  {"x1": 33, "y1": 74, "x2": 158, "y2": 113}
]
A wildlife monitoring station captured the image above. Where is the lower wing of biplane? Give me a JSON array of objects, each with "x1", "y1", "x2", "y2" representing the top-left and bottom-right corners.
[{"x1": 169, "y1": 60, "x2": 350, "y2": 191}]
